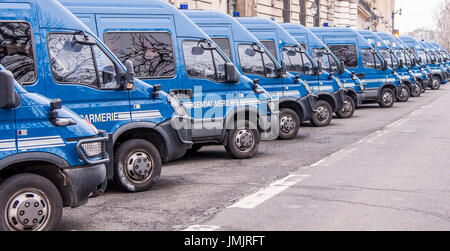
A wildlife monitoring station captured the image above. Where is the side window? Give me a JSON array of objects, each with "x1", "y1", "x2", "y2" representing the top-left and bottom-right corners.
[
  {"x1": 0, "y1": 21, "x2": 37, "y2": 84},
  {"x1": 312, "y1": 48, "x2": 330, "y2": 69},
  {"x1": 262, "y1": 52, "x2": 277, "y2": 78},
  {"x1": 182, "y1": 40, "x2": 226, "y2": 82},
  {"x1": 361, "y1": 48, "x2": 382, "y2": 69},
  {"x1": 328, "y1": 44, "x2": 358, "y2": 68},
  {"x1": 260, "y1": 40, "x2": 278, "y2": 61},
  {"x1": 238, "y1": 44, "x2": 265, "y2": 76},
  {"x1": 211, "y1": 37, "x2": 232, "y2": 60},
  {"x1": 282, "y1": 46, "x2": 314, "y2": 75},
  {"x1": 47, "y1": 33, "x2": 119, "y2": 89},
  {"x1": 104, "y1": 32, "x2": 176, "y2": 79}
]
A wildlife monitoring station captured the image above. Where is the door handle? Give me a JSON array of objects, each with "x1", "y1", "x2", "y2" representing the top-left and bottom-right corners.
[{"x1": 170, "y1": 89, "x2": 193, "y2": 99}]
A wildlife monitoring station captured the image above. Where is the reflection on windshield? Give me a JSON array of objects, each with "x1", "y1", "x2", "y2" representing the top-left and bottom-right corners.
[
  {"x1": 282, "y1": 46, "x2": 314, "y2": 75},
  {"x1": 312, "y1": 47, "x2": 338, "y2": 73}
]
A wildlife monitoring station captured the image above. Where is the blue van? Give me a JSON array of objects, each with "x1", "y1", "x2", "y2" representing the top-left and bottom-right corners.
[
  {"x1": 358, "y1": 30, "x2": 415, "y2": 101},
  {"x1": 0, "y1": 65, "x2": 109, "y2": 231},
  {"x1": 182, "y1": 11, "x2": 320, "y2": 139},
  {"x1": 400, "y1": 36, "x2": 445, "y2": 89},
  {"x1": 60, "y1": 0, "x2": 277, "y2": 154},
  {"x1": 280, "y1": 23, "x2": 365, "y2": 110},
  {"x1": 420, "y1": 41, "x2": 448, "y2": 86},
  {"x1": 376, "y1": 32, "x2": 430, "y2": 94},
  {"x1": 0, "y1": 0, "x2": 194, "y2": 192},
  {"x1": 311, "y1": 27, "x2": 403, "y2": 108},
  {"x1": 424, "y1": 42, "x2": 449, "y2": 81},
  {"x1": 429, "y1": 42, "x2": 450, "y2": 76},
  {"x1": 237, "y1": 18, "x2": 354, "y2": 120}
]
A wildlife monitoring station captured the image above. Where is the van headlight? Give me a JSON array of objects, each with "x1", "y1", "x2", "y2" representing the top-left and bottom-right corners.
[
  {"x1": 81, "y1": 142, "x2": 103, "y2": 158},
  {"x1": 335, "y1": 77, "x2": 343, "y2": 88},
  {"x1": 267, "y1": 100, "x2": 277, "y2": 112},
  {"x1": 303, "y1": 81, "x2": 312, "y2": 94},
  {"x1": 167, "y1": 93, "x2": 188, "y2": 116},
  {"x1": 359, "y1": 84, "x2": 365, "y2": 92}
]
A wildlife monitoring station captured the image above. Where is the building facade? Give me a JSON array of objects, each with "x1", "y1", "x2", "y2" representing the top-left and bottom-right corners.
[{"x1": 167, "y1": 0, "x2": 395, "y2": 33}]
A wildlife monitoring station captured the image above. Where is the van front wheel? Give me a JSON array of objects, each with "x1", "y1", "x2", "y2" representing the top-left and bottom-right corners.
[
  {"x1": 278, "y1": 108, "x2": 300, "y2": 140},
  {"x1": 0, "y1": 174, "x2": 63, "y2": 231},
  {"x1": 397, "y1": 85, "x2": 410, "y2": 102},
  {"x1": 378, "y1": 88, "x2": 395, "y2": 108},
  {"x1": 336, "y1": 95, "x2": 355, "y2": 119},
  {"x1": 310, "y1": 100, "x2": 333, "y2": 127},
  {"x1": 114, "y1": 139, "x2": 162, "y2": 192},
  {"x1": 225, "y1": 121, "x2": 260, "y2": 159}
]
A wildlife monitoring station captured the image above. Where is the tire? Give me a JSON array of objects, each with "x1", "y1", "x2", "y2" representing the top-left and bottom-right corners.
[
  {"x1": 396, "y1": 85, "x2": 410, "y2": 102},
  {"x1": 378, "y1": 88, "x2": 395, "y2": 108},
  {"x1": 336, "y1": 95, "x2": 355, "y2": 119},
  {"x1": 0, "y1": 174, "x2": 63, "y2": 231},
  {"x1": 278, "y1": 108, "x2": 300, "y2": 140},
  {"x1": 184, "y1": 144, "x2": 203, "y2": 156},
  {"x1": 430, "y1": 76, "x2": 441, "y2": 90},
  {"x1": 419, "y1": 80, "x2": 427, "y2": 93},
  {"x1": 114, "y1": 139, "x2": 162, "y2": 192},
  {"x1": 224, "y1": 120, "x2": 260, "y2": 159},
  {"x1": 310, "y1": 100, "x2": 333, "y2": 127},
  {"x1": 410, "y1": 83, "x2": 422, "y2": 97}
]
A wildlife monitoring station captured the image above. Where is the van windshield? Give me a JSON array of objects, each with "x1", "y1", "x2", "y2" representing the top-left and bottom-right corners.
[
  {"x1": 361, "y1": 48, "x2": 382, "y2": 69},
  {"x1": 238, "y1": 43, "x2": 278, "y2": 78},
  {"x1": 379, "y1": 48, "x2": 399, "y2": 68},
  {"x1": 311, "y1": 47, "x2": 339, "y2": 73},
  {"x1": 281, "y1": 46, "x2": 314, "y2": 75}
]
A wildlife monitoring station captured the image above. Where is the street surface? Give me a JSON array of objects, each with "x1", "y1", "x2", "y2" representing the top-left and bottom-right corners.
[{"x1": 59, "y1": 87, "x2": 450, "y2": 231}]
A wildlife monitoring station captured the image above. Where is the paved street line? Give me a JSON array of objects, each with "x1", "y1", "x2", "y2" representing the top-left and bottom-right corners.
[
  {"x1": 183, "y1": 225, "x2": 221, "y2": 231},
  {"x1": 227, "y1": 174, "x2": 310, "y2": 209}
]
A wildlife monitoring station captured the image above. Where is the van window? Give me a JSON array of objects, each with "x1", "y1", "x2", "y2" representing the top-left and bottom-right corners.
[
  {"x1": 328, "y1": 44, "x2": 358, "y2": 68},
  {"x1": 47, "y1": 33, "x2": 119, "y2": 89},
  {"x1": 238, "y1": 44, "x2": 278, "y2": 78},
  {"x1": 312, "y1": 47, "x2": 339, "y2": 73},
  {"x1": 260, "y1": 40, "x2": 278, "y2": 61},
  {"x1": 360, "y1": 48, "x2": 382, "y2": 69},
  {"x1": 380, "y1": 49, "x2": 398, "y2": 68},
  {"x1": 0, "y1": 22, "x2": 37, "y2": 84},
  {"x1": 211, "y1": 38, "x2": 232, "y2": 60},
  {"x1": 182, "y1": 40, "x2": 226, "y2": 82},
  {"x1": 104, "y1": 32, "x2": 176, "y2": 79},
  {"x1": 282, "y1": 46, "x2": 314, "y2": 75}
]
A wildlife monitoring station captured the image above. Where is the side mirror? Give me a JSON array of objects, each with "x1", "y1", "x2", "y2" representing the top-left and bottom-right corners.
[
  {"x1": 279, "y1": 62, "x2": 287, "y2": 78},
  {"x1": 225, "y1": 62, "x2": 239, "y2": 83},
  {"x1": 0, "y1": 70, "x2": 18, "y2": 109},
  {"x1": 74, "y1": 32, "x2": 96, "y2": 46},
  {"x1": 252, "y1": 79, "x2": 264, "y2": 94},
  {"x1": 382, "y1": 60, "x2": 388, "y2": 70},
  {"x1": 411, "y1": 58, "x2": 417, "y2": 66},
  {"x1": 339, "y1": 60, "x2": 345, "y2": 74},
  {"x1": 123, "y1": 60, "x2": 135, "y2": 90},
  {"x1": 399, "y1": 59, "x2": 404, "y2": 68},
  {"x1": 315, "y1": 60, "x2": 323, "y2": 75}
]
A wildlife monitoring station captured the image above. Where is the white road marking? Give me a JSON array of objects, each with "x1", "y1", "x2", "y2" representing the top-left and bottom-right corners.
[
  {"x1": 228, "y1": 174, "x2": 310, "y2": 209},
  {"x1": 183, "y1": 225, "x2": 221, "y2": 231}
]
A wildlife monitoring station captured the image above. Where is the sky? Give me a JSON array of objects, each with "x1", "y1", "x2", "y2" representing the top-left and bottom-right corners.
[{"x1": 395, "y1": 0, "x2": 446, "y2": 34}]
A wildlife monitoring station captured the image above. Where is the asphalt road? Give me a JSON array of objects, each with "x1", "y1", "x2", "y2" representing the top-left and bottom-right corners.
[{"x1": 59, "y1": 86, "x2": 450, "y2": 231}]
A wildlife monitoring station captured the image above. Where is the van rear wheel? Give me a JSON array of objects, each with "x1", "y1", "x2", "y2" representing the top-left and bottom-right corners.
[
  {"x1": 0, "y1": 174, "x2": 62, "y2": 231},
  {"x1": 114, "y1": 139, "x2": 162, "y2": 192},
  {"x1": 225, "y1": 120, "x2": 260, "y2": 159}
]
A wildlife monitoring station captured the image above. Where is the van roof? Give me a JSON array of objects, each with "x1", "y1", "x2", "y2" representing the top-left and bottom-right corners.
[
  {"x1": 59, "y1": 0, "x2": 210, "y2": 39},
  {"x1": 236, "y1": 18, "x2": 298, "y2": 46},
  {"x1": 279, "y1": 23, "x2": 328, "y2": 49},
  {"x1": 309, "y1": 27, "x2": 372, "y2": 48},
  {"x1": 357, "y1": 30, "x2": 388, "y2": 49},
  {"x1": 182, "y1": 10, "x2": 259, "y2": 43}
]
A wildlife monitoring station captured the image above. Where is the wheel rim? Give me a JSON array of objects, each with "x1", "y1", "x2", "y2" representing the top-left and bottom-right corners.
[
  {"x1": 412, "y1": 85, "x2": 421, "y2": 96},
  {"x1": 399, "y1": 87, "x2": 408, "y2": 100},
  {"x1": 340, "y1": 99, "x2": 353, "y2": 115},
  {"x1": 316, "y1": 105, "x2": 330, "y2": 122},
  {"x1": 432, "y1": 79, "x2": 440, "y2": 88},
  {"x1": 125, "y1": 151, "x2": 154, "y2": 184},
  {"x1": 383, "y1": 91, "x2": 393, "y2": 105},
  {"x1": 234, "y1": 128, "x2": 255, "y2": 153},
  {"x1": 279, "y1": 114, "x2": 296, "y2": 134},
  {"x1": 6, "y1": 189, "x2": 50, "y2": 231}
]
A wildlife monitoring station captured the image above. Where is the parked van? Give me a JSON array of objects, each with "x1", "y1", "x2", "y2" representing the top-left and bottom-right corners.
[
  {"x1": 376, "y1": 32, "x2": 431, "y2": 93},
  {"x1": 181, "y1": 11, "x2": 320, "y2": 139},
  {"x1": 311, "y1": 27, "x2": 403, "y2": 108},
  {"x1": 280, "y1": 23, "x2": 365, "y2": 109},
  {"x1": 0, "y1": 65, "x2": 109, "y2": 231},
  {"x1": 358, "y1": 30, "x2": 414, "y2": 101},
  {"x1": 423, "y1": 42, "x2": 449, "y2": 81},
  {"x1": 0, "y1": 0, "x2": 193, "y2": 192},
  {"x1": 237, "y1": 18, "x2": 354, "y2": 120},
  {"x1": 400, "y1": 36, "x2": 445, "y2": 89},
  {"x1": 429, "y1": 42, "x2": 450, "y2": 76}
]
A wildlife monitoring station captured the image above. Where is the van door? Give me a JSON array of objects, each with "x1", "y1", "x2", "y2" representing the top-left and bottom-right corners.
[
  {"x1": 41, "y1": 30, "x2": 131, "y2": 133},
  {"x1": 0, "y1": 107, "x2": 17, "y2": 157},
  {"x1": 179, "y1": 39, "x2": 236, "y2": 139}
]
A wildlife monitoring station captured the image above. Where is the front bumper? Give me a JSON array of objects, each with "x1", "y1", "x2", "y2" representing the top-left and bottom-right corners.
[
  {"x1": 63, "y1": 163, "x2": 106, "y2": 208},
  {"x1": 157, "y1": 116, "x2": 193, "y2": 162},
  {"x1": 298, "y1": 94, "x2": 317, "y2": 122}
]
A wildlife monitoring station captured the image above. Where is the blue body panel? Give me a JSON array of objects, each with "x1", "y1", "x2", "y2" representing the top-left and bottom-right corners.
[
  {"x1": 280, "y1": 23, "x2": 365, "y2": 105},
  {"x1": 59, "y1": 0, "x2": 272, "y2": 143},
  {"x1": 310, "y1": 27, "x2": 402, "y2": 101},
  {"x1": 182, "y1": 10, "x2": 316, "y2": 122},
  {"x1": 236, "y1": 18, "x2": 347, "y2": 113},
  {"x1": 0, "y1": 0, "x2": 191, "y2": 169}
]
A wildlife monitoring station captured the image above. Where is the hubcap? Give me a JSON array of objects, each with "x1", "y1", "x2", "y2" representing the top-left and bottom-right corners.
[
  {"x1": 280, "y1": 114, "x2": 295, "y2": 134},
  {"x1": 340, "y1": 100, "x2": 352, "y2": 115},
  {"x1": 316, "y1": 105, "x2": 330, "y2": 122},
  {"x1": 125, "y1": 151, "x2": 153, "y2": 183},
  {"x1": 383, "y1": 92, "x2": 393, "y2": 105},
  {"x1": 234, "y1": 128, "x2": 254, "y2": 153},
  {"x1": 432, "y1": 79, "x2": 439, "y2": 88},
  {"x1": 413, "y1": 85, "x2": 421, "y2": 95},
  {"x1": 400, "y1": 87, "x2": 408, "y2": 100},
  {"x1": 6, "y1": 190, "x2": 50, "y2": 231}
]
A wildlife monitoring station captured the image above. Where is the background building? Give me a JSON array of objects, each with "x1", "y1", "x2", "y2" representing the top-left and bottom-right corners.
[{"x1": 167, "y1": 0, "x2": 396, "y2": 33}]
